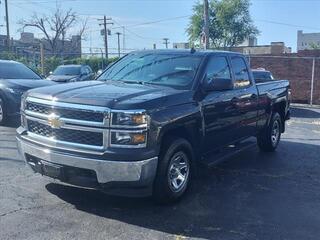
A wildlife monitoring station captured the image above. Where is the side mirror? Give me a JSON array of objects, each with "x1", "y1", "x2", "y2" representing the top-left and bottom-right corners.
[
  {"x1": 96, "y1": 69, "x2": 103, "y2": 76},
  {"x1": 203, "y1": 75, "x2": 233, "y2": 91}
]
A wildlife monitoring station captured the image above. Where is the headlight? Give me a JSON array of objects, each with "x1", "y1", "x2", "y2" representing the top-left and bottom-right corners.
[
  {"x1": 111, "y1": 111, "x2": 147, "y2": 127},
  {"x1": 20, "y1": 92, "x2": 28, "y2": 111},
  {"x1": 110, "y1": 131, "x2": 147, "y2": 147},
  {"x1": 21, "y1": 114, "x2": 27, "y2": 128}
]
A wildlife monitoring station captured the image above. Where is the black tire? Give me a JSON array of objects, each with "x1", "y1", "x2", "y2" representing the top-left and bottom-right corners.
[
  {"x1": 257, "y1": 112, "x2": 282, "y2": 152},
  {"x1": 0, "y1": 97, "x2": 6, "y2": 126},
  {"x1": 153, "y1": 137, "x2": 194, "y2": 204}
]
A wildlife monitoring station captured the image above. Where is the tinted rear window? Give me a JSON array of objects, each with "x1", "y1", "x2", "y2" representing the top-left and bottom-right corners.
[
  {"x1": 253, "y1": 71, "x2": 274, "y2": 83},
  {"x1": 53, "y1": 66, "x2": 81, "y2": 75},
  {"x1": 0, "y1": 62, "x2": 40, "y2": 79}
]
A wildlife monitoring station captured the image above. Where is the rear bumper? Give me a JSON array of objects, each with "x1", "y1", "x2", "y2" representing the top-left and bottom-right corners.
[{"x1": 17, "y1": 136, "x2": 158, "y2": 197}]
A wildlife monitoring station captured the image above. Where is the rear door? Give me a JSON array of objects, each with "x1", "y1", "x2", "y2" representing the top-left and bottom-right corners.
[{"x1": 230, "y1": 56, "x2": 259, "y2": 138}]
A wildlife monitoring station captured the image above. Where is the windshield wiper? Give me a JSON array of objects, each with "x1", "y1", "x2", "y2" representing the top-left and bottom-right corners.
[{"x1": 121, "y1": 80, "x2": 145, "y2": 85}]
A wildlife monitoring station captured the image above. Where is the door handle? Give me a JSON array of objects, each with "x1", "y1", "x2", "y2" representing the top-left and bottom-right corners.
[
  {"x1": 250, "y1": 94, "x2": 258, "y2": 99},
  {"x1": 231, "y1": 97, "x2": 240, "y2": 104}
]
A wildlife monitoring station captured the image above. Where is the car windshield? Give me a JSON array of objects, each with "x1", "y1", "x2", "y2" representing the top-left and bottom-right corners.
[
  {"x1": 253, "y1": 71, "x2": 274, "y2": 83},
  {"x1": 0, "y1": 62, "x2": 41, "y2": 80},
  {"x1": 98, "y1": 53, "x2": 203, "y2": 89},
  {"x1": 53, "y1": 66, "x2": 81, "y2": 75}
]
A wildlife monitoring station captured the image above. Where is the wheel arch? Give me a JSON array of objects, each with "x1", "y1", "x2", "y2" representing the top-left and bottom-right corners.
[{"x1": 272, "y1": 100, "x2": 287, "y2": 132}]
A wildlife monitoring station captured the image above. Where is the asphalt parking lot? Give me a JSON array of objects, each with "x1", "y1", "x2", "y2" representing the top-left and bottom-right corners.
[{"x1": 0, "y1": 106, "x2": 320, "y2": 240}]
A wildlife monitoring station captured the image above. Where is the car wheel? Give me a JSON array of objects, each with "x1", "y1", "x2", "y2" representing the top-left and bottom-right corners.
[
  {"x1": 153, "y1": 137, "x2": 193, "y2": 204},
  {"x1": 257, "y1": 112, "x2": 282, "y2": 152},
  {"x1": 0, "y1": 97, "x2": 7, "y2": 125}
]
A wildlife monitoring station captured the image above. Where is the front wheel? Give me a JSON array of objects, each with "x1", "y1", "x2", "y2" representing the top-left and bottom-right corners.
[
  {"x1": 257, "y1": 112, "x2": 282, "y2": 152},
  {"x1": 153, "y1": 137, "x2": 193, "y2": 204}
]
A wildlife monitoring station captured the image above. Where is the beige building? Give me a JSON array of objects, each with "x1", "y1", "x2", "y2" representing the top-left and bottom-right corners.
[
  {"x1": 230, "y1": 42, "x2": 292, "y2": 55},
  {"x1": 297, "y1": 30, "x2": 320, "y2": 51}
]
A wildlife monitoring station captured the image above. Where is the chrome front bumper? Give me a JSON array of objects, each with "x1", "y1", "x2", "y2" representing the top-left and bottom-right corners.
[{"x1": 17, "y1": 136, "x2": 158, "y2": 186}]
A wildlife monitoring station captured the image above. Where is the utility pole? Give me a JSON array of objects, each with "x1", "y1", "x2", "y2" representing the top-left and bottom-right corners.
[
  {"x1": 163, "y1": 38, "x2": 169, "y2": 49},
  {"x1": 5, "y1": 0, "x2": 10, "y2": 51},
  {"x1": 98, "y1": 16, "x2": 113, "y2": 61},
  {"x1": 203, "y1": 0, "x2": 210, "y2": 50},
  {"x1": 115, "y1": 32, "x2": 121, "y2": 58},
  {"x1": 40, "y1": 42, "x2": 45, "y2": 75}
]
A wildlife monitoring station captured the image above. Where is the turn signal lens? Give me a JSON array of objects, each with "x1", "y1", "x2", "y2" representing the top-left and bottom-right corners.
[{"x1": 132, "y1": 133, "x2": 146, "y2": 144}]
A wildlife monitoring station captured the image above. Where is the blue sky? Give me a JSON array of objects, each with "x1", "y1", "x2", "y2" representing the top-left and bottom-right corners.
[{"x1": 2, "y1": 0, "x2": 320, "y2": 54}]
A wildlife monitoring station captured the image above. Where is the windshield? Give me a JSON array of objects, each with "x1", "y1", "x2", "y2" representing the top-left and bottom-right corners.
[
  {"x1": 253, "y1": 71, "x2": 274, "y2": 83},
  {"x1": 0, "y1": 62, "x2": 41, "y2": 80},
  {"x1": 98, "y1": 53, "x2": 202, "y2": 89},
  {"x1": 53, "y1": 66, "x2": 81, "y2": 75}
]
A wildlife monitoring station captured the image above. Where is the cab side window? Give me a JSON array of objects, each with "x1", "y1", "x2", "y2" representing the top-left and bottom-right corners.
[
  {"x1": 81, "y1": 67, "x2": 87, "y2": 75},
  {"x1": 231, "y1": 57, "x2": 251, "y2": 88},
  {"x1": 86, "y1": 66, "x2": 93, "y2": 74},
  {"x1": 205, "y1": 56, "x2": 231, "y2": 84}
]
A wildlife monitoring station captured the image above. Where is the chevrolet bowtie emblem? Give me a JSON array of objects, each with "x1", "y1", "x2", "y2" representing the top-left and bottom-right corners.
[{"x1": 48, "y1": 113, "x2": 63, "y2": 129}]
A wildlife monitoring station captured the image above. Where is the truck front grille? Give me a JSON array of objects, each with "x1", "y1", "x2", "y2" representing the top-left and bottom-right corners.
[
  {"x1": 26, "y1": 102, "x2": 105, "y2": 122},
  {"x1": 27, "y1": 120, "x2": 103, "y2": 146}
]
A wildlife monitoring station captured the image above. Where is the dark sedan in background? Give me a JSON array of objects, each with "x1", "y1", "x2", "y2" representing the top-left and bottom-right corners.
[
  {"x1": 46, "y1": 64, "x2": 94, "y2": 83},
  {"x1": 0, "y1": 60, "x2": 56, "y2": 125}
]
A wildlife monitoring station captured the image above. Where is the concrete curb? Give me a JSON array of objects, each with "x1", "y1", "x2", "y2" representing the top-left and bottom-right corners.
[{"x1": 291, "y1": 103, "x2": 320, "y2": 109}]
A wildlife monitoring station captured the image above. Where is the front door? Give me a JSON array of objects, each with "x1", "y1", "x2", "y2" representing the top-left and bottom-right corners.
[{"x1": 201, "y1": 55, "x2": 241, "y2": 152}]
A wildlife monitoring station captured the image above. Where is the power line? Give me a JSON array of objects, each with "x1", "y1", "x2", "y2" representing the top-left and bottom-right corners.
[{"x1": 255, "y1": 19, "x2": 320, "y2": 31}]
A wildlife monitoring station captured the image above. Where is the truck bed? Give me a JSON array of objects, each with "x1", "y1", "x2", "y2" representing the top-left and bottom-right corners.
[{"x1": 256, "y1": 80, "x2": 290, "y2": 102}]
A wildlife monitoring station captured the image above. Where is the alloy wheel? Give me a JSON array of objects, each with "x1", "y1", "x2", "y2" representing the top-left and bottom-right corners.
[
  {"x1": 168, "y1": 151, "x2": 190, "y2": 193},
  {"x1": 271, "y1": 120, "x2": 280, "y2": 146}
]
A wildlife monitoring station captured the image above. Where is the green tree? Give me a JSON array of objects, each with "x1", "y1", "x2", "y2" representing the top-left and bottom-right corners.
[
  {"x1": 187, "y1": 0, "x2": 259, "y2": 49},
  {"x1": 309, "y1": 43, "x2": 320, "y2": 50}
]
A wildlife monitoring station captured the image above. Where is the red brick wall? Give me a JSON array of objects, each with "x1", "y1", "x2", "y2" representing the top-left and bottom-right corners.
[{"x1": 249, "y1": 53, "x2": 320, "y2": 104}]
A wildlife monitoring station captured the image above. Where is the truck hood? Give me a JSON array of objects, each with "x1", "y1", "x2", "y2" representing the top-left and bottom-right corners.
[
  {"x1": 27, "y1": 80, "x2": 193, "y2": 110},
  {"x1": 0, "y1": 79, "x2": 56, "y2": 90},
  {"x1": 46, "y1": 75, "x2": 78, "y2": 82}
]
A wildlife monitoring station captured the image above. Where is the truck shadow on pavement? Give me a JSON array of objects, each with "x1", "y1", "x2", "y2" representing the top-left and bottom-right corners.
[
  {"x1": 45, "y1": 140, "x2": 320, "y2": 239},
  {"x1": 291, "y1": 107, "x2": 320, "y2": 119}
]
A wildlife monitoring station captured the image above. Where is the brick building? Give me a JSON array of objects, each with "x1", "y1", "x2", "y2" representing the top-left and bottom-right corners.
[{"x1": 249, "y1": 50, "x2": 320, "y2": 104}]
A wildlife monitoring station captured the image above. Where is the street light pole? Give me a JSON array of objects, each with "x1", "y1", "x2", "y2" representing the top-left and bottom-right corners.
[{"x1": 115, "y1": 32, "x2": 121, "y2": 58}]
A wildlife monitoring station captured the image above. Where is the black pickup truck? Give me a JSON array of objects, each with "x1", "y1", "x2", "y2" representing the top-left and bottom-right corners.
[{"x1": 17, "y1": 50, "x2": 290, "y2": 203}]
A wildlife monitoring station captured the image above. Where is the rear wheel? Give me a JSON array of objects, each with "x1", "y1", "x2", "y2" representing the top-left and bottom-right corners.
[
  {"x1": 153, "y1": 137, "x2": 193, "y2": 204},
  {"x1": 257, "y1": 112, "x2": 282, "y2": 152},
  {"x1": 0, "y1": 97, "x2": 6, "y2": 126}
]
